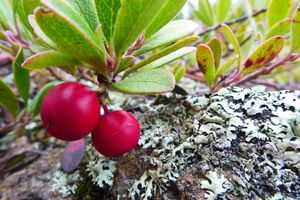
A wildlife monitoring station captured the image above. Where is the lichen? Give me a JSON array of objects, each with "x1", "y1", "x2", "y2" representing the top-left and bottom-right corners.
[
  {"x1": 200, "y1": 171, "x2": 231, "y2": 200},
  {"x1": 86, "y1": 144, "x2": 116, "y2": 188},
  {"x1": 51, "y1": 166, "x2": 80, "y2": 197},
  {"x1": 128, "y1": 87, "x2": 300, "y2": 199},
  {"x1": 82, "y1": 87, "x2": 300, "y2": 199}
]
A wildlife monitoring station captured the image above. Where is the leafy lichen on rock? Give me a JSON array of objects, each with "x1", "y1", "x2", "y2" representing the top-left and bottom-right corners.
[{"x1": 56, "y1": 86, "x2": 300, "y2": 199}]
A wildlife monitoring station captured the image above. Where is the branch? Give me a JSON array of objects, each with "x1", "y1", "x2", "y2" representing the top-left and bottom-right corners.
[
  {"x1": 231, "y1": 54, "x2": 300, "y2": 87},
  {"x1": 198, "y1": 8, "x2": 267, "y2": 37}
]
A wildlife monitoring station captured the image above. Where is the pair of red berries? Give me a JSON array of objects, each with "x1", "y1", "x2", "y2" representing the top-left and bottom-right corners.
[{"x1": 40, "y1": 82, "x2": 140, "y2": 157}]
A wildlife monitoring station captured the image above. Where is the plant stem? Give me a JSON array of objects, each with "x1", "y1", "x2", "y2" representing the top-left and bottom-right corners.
[
  {"x1": 197, "y1": 8, "x2": 267, "y2": 37},
  {"x1": 230, "y1": 53, "x2": 300, "y2": 87},
  {"x1": 102, "y1": 105, "x2": 109, "y2": 115}
]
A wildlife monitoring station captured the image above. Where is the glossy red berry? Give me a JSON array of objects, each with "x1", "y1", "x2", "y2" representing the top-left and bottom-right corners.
[
  {"x1": 40, "y1": 82, "x2": 100, "y2": 141},
  {"x1": 92, "y1": 110, "x2": 140, "y2": 157}
]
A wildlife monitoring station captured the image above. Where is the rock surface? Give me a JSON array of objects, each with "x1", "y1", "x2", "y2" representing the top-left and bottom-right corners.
[{"x1": 53, "y1": 87, "x2": 300, "y2": 199}]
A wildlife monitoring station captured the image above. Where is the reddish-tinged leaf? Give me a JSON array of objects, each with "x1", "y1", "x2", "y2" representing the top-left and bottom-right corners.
[
  {"x1": 207, "y1": 37, "x2": 221, "y2": 69},
  {"x1": 241, "y1": 36, "x2": 285, "y2": 75},
  {"x1": 196, "y1": 44, "x2": 215, "y2": 87},
  {"x1": 61, "y1": 139, "x2": 85, "y2": 173}
]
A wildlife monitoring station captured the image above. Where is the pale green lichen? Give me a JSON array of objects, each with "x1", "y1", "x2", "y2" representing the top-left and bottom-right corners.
[
  {"x1": 200, "y1": 171, "x2": 232, "y2": 200},
  {"x1": 127, "y1": 87, "x2": 300, "y2": 199},
  {"x1": 77, "y1": 87, "x2": 300, "y2": 199},
  {"x1": 51, "y1": 167, "x2": 80, "y2": 197},
  {"x1": 86, "y1": 144, "x2": 116, "y2": 187}
]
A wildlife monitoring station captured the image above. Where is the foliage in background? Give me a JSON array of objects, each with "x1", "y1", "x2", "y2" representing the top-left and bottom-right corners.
[{"x1": 191, "y1": 0, "x2": 300, "y2": 92}]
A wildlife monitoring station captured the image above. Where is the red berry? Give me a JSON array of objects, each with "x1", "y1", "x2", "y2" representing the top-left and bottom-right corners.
[
  {"x1": 40, "y1": 82, "x2": 100, "y2": 141},
  {"x1": 92, "y1": 110, "x2": 140, "y2": 157}
]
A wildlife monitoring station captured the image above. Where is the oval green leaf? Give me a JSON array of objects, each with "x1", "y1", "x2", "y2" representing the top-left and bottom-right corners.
[
  {"x1": 215, "y1": 56, "x2": 238, "y2": 78},
  {"x1": 135, "y1": 20, "x2": 199, "y2": 56},
  {"x1": 220, "y1": 24, "x2": 241, "y2": 67},
  {"x1": 28, "y1": 15, "x2": 56, "y2": 48},
  {"x1": 0, "y1": 79, "x2": 19, "y2": 117},
  {"x1": 123, "y1": 36, "x2": 199, "y2": 79},
  {"x1": 267, "y1": 0, "x2": 292, "y2": 27},
  {"x1": 142, "y1": 47, "x2": 195, "y2": 70},
  {"x1": 291, "y1": 8, "x2": 300, "y2": 53},
  {"x1": 111, "y1": 68, "x2": 175, "y2": 95},
  {"x1": 173, "y1": 62, "x2": 186, "y2": 83},
  {"x1": 36, "y1": 0, "x2": 107, "y2": 73},
  {"x1": 113, "y1": 0, "x2": 172, "y2": 59},
  {"x1": 67, "y1": 0, "x2": 99, "y2": 31},
  {"x1": 197, "y1": 0, "x2": 214, "y2": 26},
  {"x1": 215, "y1": 0, "x2": 232, "y2": 23},
  {"x1": 23, "y1": 50, "x2": 77, "y2": 73},
  {"x1": 264, "y1": 18, "x2": 292, "y2": 40},
  {"x1": 94, "y1": 0, "x2": 120, "y2": 44},
  {"x1": 13, "y1": 48, "x2": 30, "y2": 104},
  {"x1": 207, "y1": 37, "x2": 221, "y2": 69},
  {"x1": 144, "y1": 0, "x2": 187, "y2": 39}
]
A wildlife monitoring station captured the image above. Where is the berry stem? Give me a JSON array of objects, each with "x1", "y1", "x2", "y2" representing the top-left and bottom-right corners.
[{"x1": 103, "y1": 105, "x2": 109, "y2": 115}]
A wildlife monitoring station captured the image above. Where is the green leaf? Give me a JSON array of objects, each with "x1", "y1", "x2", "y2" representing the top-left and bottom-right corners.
[
  {"x1": 242, "y1": 36, "x2": 285, "y2": 75},
  {"x1": 22, "y1": 50, "x2": 77, "y2": 73},
  {"x1": 144, "y1": 0, "x2": 187, "y2": 39},
  {"x1": 29, "y1": 38, "x2": 55, "y2": 53},
  {"x1": 67, "y1": 0, "x2": 99, "y2": 31},
  {"x1": 13, "y1": 48, "x2": 30, "y2": 104},
  {"x1": 28, "y1": 81, "x2": 60, "y2": 116},
  {"x1": 264, "y1": 18, "x2": 292, "y2": 40},
  {"x1": 28, "y1": 15, "x2": 56, "y2": 48},
  {"x1": 13, "y1": 0, "x2": 31, "y2": 31},
  {"x1": 113, "y1": 0, "x2": 170, "y2": 59},
  {"x1": 122, "y1": 36, "x2": 199, "y2": 79},
  {"x1": 207, "y1": 37, "x2": 221, "y2": 69},
  {"x1": 36, "y1": 0, "x2": 107, "y2": 74},
  {"x1": 94, "y1": 0, "x2": 120, "y2": 44},
  {"x1": 173, "y1": 62, "x2": 186, "y2": 83},
  {"x1": 215, "y1": 56, "x2": 238, "y2": 78},
  {"x1": 111, "y1": 68, "x2": 175, "y2": 94},
  {"x1": 0, "y1": 79, "x2": 19, "y2": 117},
  {"x1": 23, "y1": 0, "x2": 40, "y2": 17},
  {"x1": 196, "y1": 44, "x2": 215, "y2": 87},
  {"x1": 135, "y1": 20, "x2": 199, "y2": 56},
  {"x1": 196, "y1": 0, "x2": 214, "y2": 26},
  {"x1": 291, "y1": 8, "x2": 300, "y2": 53},
  {"x1": 116, "y1": 56, "x2": 135, "y2": 73},
  {"x1": 267, "y1": 0, "x2": 292, "y2": 27},
  {"x1": 143, "y1": 47, "x2": 195, "y2": 69},
  {"x1": 220, "y1": 24, "x2": 241, "y2": 66},
  {"x1": 215, "y1": 0, "x2": 232, "y2": 23},
  {"x1": 0, "y1": 0, "x2": 15, "y2": 30}
]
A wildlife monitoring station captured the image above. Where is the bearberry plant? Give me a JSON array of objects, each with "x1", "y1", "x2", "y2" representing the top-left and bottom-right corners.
[{"x1": 0, "y1": 0, "x2": 200, "y2": 157}]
